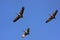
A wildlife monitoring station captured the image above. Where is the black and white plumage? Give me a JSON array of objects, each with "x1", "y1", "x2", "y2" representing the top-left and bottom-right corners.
[
  {"x1": 13, "y1": 7, "x2": 24, "y2": 22},
  {"x1": 45, "y1": 10, "x2": 58, "y2": 23},
  {"x1": 22, "y1": 28, "x2": 30, "y2": 38}
]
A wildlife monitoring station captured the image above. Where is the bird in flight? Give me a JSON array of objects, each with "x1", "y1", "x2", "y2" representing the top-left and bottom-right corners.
[
  {"x1": 21, "y1": 28, "x2": 30, "y2": 38},
  {"x1": 45, "y1": 10, "x2": 58, "y2": 23},
  {"x1": 13, "y1": 7, "x2": 24, "y2": 22}
]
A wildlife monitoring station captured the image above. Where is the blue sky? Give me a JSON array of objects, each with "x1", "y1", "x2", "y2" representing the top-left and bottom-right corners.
[{"x1": 0, "y1": 0, "x2": 60, "y2": 40}]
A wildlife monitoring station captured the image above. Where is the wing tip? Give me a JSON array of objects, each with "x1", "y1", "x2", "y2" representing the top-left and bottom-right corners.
[
  {"x1": 45, "y1": 21, "x2": 48, "y2": 23},
  {"x1": 22, "y1": 7, "x2": 24, "y2": 10},
  {"x1": 56, "y1": 10, "x2": 58, "y2": 12},
  {"x1": 13, "y1": 20, "x2": 16, "y2": 22}
]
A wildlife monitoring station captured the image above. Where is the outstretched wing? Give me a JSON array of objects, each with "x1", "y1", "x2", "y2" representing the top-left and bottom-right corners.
[
  {"x1": 13, "y1": 15, "x2": 21, "y2": 22},
  {"x1": 19, "y1": 7, "x2": 24, "y2": 15},
  {"x1": 52, "y1": 10, "x2": 58, "y2": 16},
  {"x1": 27, "y1": 28, "x2": 30, "y2": 33},
  {"x1": 45, "y1": 16, "x2": 53, "y2": 23}
]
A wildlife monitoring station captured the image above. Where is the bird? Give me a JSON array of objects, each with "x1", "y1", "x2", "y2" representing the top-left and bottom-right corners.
[
  {"x1": 13, "y1": 7, "x2": 24, "y2": 22},
  {"x1": 45, "y1": 10, "x2": 58, "y2": 23},
  {"x1": 21, "y1": 28, "x2": 30, "y2": 38}
]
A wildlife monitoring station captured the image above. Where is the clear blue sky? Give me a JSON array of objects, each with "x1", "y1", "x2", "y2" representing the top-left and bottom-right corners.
[{"x1": 0, "y1": 0, "x2": 60, "y2": 40}]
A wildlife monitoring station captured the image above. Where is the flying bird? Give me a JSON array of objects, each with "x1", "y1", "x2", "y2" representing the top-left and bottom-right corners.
[
  {"x1": 22, "y1": 28, "x2": 30, "y2": 38},
  {"x1": 45, "y1": 10, "x2": 58, "y2": 23},
  {"x1": 13, "y1": 7, "x2": 24, "y2": 22}
]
